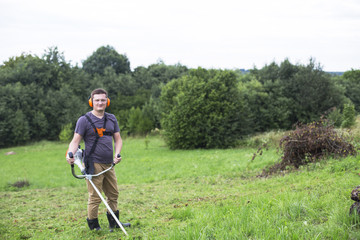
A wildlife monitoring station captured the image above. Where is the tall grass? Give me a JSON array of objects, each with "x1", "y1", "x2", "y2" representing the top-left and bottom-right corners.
[{"x1": 1, "y1": 134, "x2": 360, "y2": 239}]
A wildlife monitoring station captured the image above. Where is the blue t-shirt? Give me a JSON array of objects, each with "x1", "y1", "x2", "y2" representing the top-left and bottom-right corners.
[{"x1": 75, "y1": 112, "x2": 120, "y2": 164}]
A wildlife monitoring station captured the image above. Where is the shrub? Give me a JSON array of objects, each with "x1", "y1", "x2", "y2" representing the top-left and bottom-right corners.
[
  {"x1": 127, "y1": 107, "x2": 154, "y2": 135},
  {"x1": 59, "y1": 123, "x2": 73, "y2": 142},
  {"x1": 160, "y1": 68, "x2": 248, "y2": 149},
  {"x1": 341, "y1": 103, "x2": 356, "y2": 128},
  {"x1": 326, "y1": 107, "x2": 343, "y2": 127}
]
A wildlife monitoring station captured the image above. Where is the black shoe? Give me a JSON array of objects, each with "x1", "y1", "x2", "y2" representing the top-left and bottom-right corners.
[
  {"x1": 87, "y1": 218, "x2": 101, "y2": 231},
  {"x1": 107, "y1": 210, "x2": 131, "y2": 232},
  {"x1": 121, "y1": 222, "x2": 131, "y2": 228}
]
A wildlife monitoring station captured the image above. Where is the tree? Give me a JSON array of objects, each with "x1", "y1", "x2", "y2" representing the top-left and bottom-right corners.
[
  {"x1": 146, "y1": 62, "x2": 188, "y2": 85},
  {"x1": 108, "y1": 63, "x2": 188, "y2": 134},
  {"x1": 43, "y1": 86, "x2": 87, "y2": 140},
  {"x1": 82, "y1": 45, "x2": 130, "y2": 76},
  {"x1": 0, "y1": 82, "x2": 42, "y2": 145},
  {"x1": 0, "y1": 54, "x2": 52, "y2": 87},
  {"x1": 0, "y1": 49, "x2": 87, "y2": 146},
  {"x1": 10, "y1": 110, "x2": 30, "y2": 145},
  {"x1": 249, "y1": 60, "x2": 295, "y2": 130},
  {"x1": 282, "y1": 59, "x2": 345, "y2": 124},
  {"x1": 250, "y1": 59, "x2": 345, "y2": 129},
  {"x1": 339, "y1": 69, "x2": 360, "y2": 112},
  {"x1": 161, "y1": 68, "x2": 248, "y2": 149},
  {"x1": 240, "y1": 76, "x2": 291, "y2": 132}
]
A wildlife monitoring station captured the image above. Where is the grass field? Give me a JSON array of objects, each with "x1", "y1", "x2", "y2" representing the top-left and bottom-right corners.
[{"x1": 1, "y1": 135, "x2": 360, "y2": 239}]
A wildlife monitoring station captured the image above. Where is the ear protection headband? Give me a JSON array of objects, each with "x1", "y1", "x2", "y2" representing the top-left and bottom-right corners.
[{"x1": 88, "y1": 96, "x2": 110, "y2": 108}]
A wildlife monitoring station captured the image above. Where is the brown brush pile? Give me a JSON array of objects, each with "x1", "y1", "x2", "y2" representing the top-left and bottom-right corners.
[{"x1": 260, "y1": 119, "x2": 357, "y2": 177}]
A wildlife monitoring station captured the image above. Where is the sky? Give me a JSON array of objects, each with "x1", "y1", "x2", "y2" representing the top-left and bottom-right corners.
[{"x1": 1, "y1": 0, "x2": 359, "y2": 72}]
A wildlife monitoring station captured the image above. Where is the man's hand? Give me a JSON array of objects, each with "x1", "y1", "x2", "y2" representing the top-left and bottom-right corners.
[
  {"x1": 66, "y1": 153, "x2": 75, "y2": 165},
  {"x1": 113, "y1": 154, "x2": 122, "y2": 165}
]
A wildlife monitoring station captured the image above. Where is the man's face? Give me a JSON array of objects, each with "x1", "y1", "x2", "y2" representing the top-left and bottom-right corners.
[{"x1": 92, "y1": 93, "x2": 108, "y2": 111}]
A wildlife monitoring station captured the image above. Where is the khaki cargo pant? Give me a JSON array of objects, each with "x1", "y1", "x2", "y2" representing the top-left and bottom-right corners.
[{"x1": 86, "y1": 163, "x2": 119, "y2": 219}]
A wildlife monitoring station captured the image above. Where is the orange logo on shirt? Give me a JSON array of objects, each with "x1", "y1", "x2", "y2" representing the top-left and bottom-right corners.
[{"x1": 94, "y1": 128, "x2": 106, "y2": 137}]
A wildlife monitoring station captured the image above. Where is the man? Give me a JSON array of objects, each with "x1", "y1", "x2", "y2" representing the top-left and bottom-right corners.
[{"x1": 66, "y1": 88, "x2": 130, "y2": 231}]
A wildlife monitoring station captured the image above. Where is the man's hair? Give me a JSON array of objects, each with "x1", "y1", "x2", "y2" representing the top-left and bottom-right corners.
[{"x1": 91, "y1": 88, "x2": 108, "y2": 99}]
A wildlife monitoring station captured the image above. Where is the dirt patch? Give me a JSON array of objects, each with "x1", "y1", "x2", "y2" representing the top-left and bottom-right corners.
[
  {"x1": 10, "y1": 180, "x2": 30, "y2": 188},
  {"x1": 5, "y1": 151, "x2": 16, "y2": 155}
]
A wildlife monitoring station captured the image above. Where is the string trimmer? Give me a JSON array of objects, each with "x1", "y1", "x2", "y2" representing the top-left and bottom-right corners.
[{"x1": 68, "y1": 147, "x2": 128, "y2": 236}]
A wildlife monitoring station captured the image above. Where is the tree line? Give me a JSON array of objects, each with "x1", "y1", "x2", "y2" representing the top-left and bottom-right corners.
[{"x1": 0, "y1": 45, "x2": 359, "y2": 149}]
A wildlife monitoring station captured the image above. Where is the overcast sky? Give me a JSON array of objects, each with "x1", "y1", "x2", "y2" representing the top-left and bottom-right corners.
[{"x1": 1, "y1": 0, "x2": 359, "y2": 71}]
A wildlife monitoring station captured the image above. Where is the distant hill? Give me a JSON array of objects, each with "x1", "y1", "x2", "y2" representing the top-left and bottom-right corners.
[
  {"x1": 327, "y1": 72, "x2": 344, "y2": 76},
  {"x1": 233, "y1": 69, "x2": 344, "y2": 76}
]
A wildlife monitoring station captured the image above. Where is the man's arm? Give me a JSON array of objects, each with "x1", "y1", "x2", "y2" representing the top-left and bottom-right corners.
[
  {"x1": 113, "y1": 132, "x2": 123, "y2": 164},
  {"x1": 66, "y1": 133, "x2": 83, "y2": 165}
]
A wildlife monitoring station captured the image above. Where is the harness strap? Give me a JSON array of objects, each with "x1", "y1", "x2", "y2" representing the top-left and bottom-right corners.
[
  {"x1": 83, "y1": 113, "x2": 111, "y2": 174},
  {"x1": 84, "y1": 113, "x2": 109, "y2": 155}
]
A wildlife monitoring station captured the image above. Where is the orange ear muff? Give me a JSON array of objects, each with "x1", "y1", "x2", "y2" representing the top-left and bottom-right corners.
[
  {"x1": 88, "y1": 96, "x2": 93, "y2": 107},
  {"x1": 88, "y1": 96, "x2": 110, "y2": 107}
]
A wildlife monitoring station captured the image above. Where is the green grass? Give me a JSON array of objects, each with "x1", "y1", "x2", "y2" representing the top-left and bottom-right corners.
[{"x1": 1, "y1": 136, "x2": 360, "y2": 239}]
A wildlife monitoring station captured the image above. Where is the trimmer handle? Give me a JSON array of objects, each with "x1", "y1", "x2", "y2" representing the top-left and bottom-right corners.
[
  {"x1": 68, "y1": 152, "x2": 85, "y2": 179},
  {"x1": 69, "y1": 151, "x2": 115, "y2": 179}
]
